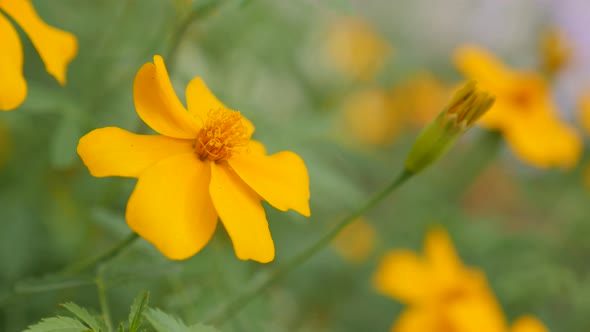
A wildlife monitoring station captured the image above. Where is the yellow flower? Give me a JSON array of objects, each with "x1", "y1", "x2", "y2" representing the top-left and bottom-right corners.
[
  {"x1": 454, "y1": 45, "x2": 581, "y2": 168},
  {"x1": 578, "y1": 91, "x2": 590, "y2": 136},
  {"x1": 332, "y1": 217, "x2": 376, "y2": 263},
  {"x1": 0, "y1": 0, "x2": 77, "y2": 111},
  {"x1": 510, "y1": 315, "x2": 550, "y2": 332},
  {"x1": 539, "y1": 28, "x2": 572, "y2": 77},
  {"x1": 77, "y1": 55, "x2": 310, "y2": 263},
  {"x1": 326, "y1": 17, "x2": 391, "y2": 81},
  {"x1": 374, "y1": 227, "x2": 507, "y2": 332},
  {"x1": 342, "y1": 87, "x2": 400, "y2": 146}
]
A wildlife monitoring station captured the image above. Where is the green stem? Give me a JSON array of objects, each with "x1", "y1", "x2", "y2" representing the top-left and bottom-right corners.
[
  {"x1": 207, "y1": 170, "x2": 414, "y2": 325},
  {"x1": 96, "y1": 268, "x2": 113, "y2": 332},
  {"x1": 60, "y1": 233, "x2": 139, "y2": 275}
]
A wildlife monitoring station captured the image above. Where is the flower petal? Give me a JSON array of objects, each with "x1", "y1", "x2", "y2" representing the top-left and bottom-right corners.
[
  {"x1": 126, "y1": 153, "x2": 218, "y2": 260},
  {"x1": 447, "y1": 289, "x2": 507, "y2": 332},
  {"x1": 185, "y1": 77, "x2": 255, "y2": 135},
  {"x1": 77, "y1": 127, "x2": 194, "y2": 178},
  {"x1": 209, "y1": 162, "x2": 275, "y2": 263},
  {"x1": 134, "y1": 55, "x2": 201, "y2": 138},
  {"x1": 511, "y1": 316, "x2": 549, "y2": 332},
  {"x1": 454, "y1": 45, "x2": 514, "y2": 92},
  {"x1": 0, "y1": 0, "x2": 77, "y2": 85},
  {"x1": 424, "y1": 227, "x2": 464, "y2": 286},
  {"x1": 391, "y1": 308, "x2": 439, "y2": 332},
  {"x1": 229, "y1": 148, "x2": 310, "y2": 217},
  {"x1": 373, "y1": 250, "x2": 432, "y2": 304},
  {"x1": 0, "y1": 13, "x2": 26, "y2": 111}
]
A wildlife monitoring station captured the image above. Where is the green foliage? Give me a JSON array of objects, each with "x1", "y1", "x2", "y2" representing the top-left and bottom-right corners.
[
  {"x1": 144, "y1": 308, "x2": 219, "y2": 332},
  {"x1": 23, "y1": 317, "x2": 90, "y2": 332},
  {"x1": 61, "y1": 302, "x2": 102, "y2": 332},
  {"x1": 128, "y1": 292, "x2": 150, "y2": 332}
]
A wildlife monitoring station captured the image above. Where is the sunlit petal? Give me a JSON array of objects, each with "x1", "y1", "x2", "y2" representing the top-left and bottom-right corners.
[
  {"x1": 126, "y1": 153, "x2": 218, "y2": 260},
  {"x1": 133, "y1": 55, "x2": 201, "y2": 138},
  {"x1": 77, "y1": 127, "x2": 194, "y2": 178},
  {"x1": 0, "y1": 0, "x2": 77, "y2": 85},
  {"x1": 210, "y1": 162, "x2": 275, "y2": 263},
  {"x1": 373, "y1": 250, "x2": 432, "y2": 304},
  {"x1": 0, "y1": 13, "x2": 26, "y2": 111},
  {"x1": 229, "y1": 148, "x2": 310, "y2": 216},
  {"x1": 454, "y1": 45, "x2": 514, "y2": 93},
  {"x1": 511, "y1": 315, "x2": 549, "y2": 332}
]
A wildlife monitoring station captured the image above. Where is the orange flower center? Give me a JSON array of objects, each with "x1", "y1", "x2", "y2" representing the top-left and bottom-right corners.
[
  {"x1": 194, "y1": 108, "x2": 250, "y2": 162},
  {"x1": 510, "y1": 89, "x2": 534, "y2": 109}
]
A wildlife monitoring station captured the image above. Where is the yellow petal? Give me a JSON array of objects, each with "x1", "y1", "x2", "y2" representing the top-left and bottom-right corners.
[
  {"x1": 126, "y1": 153, "x2": 218, "y2": 260},
  {"x1": 77, "y1": 127, "x2": 194, "y2": 178},
  {"x1": 454, "y1": 45, "x2": 513, "y2": 92},
  {"x1": 0, "y1": 13, "x2": 26, "y2": 111},
  {"x1": 0, "y1": 0, "x2": 77, "y2": 85},
  {"x1": 186, "y1": 77, "x2": 226, "y2": 122},
  {"x1": 209, "y1": 162, "x2": 275, "y2": 263},
  {"x1": 133, "y1": 55, "x2": 201, "y2": 138},
  {"x1": 578, "y1": 92, "x2": 590, "y2": 136},
  {"x1": 511, "y1": 315, "x2": 549, "y2": 332},
  {"x1": 424, "y1": 227, "x2": 464, "y2": 287},
  {"x1": 503, "y1": 111, "x2": 581, "y2": 168},
  {"x1": 228, "y1": 148, "x2": 310, "y2": 217},
  {"x1": 373, "y1": 250, "x2": 432, "y2": 304},
  {"x1": 391, "y1": 308, "x2": 439, "y2": 332},
  {"x1": 447, "y1": 289, "x2": 507, "y2": 332}
]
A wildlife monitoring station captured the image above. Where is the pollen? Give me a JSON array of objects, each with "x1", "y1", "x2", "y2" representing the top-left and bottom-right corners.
[{"x1": 194, "y1": 108, "x2": 250, "y2": 162}]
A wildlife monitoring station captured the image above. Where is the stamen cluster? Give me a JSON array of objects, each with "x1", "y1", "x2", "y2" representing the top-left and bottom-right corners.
[{"x1": 195, "y1": 108, "x2": 250, "y2": 161}]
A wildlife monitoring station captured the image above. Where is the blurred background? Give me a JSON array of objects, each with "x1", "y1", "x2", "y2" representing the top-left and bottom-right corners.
[{"x1": 1, "y1": 0, "x2": 590, "y2": 331}]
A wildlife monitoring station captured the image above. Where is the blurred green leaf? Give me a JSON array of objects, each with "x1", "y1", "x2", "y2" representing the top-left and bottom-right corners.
[
  {"x1": 50, "y1": 111, "x2": 83, "y2": 169},
  {"x1": 128, "y1": 291, "x2": 150, "y2": 332},
  {"x1": 23, "y1": 316, "x2": 89, "y2": 332},
  {"x1": 144, "y1": 308, "x2": 219, "y2": 332},
  {"x1": 61, "y1": 302, "x2": 101, "y2": 332}
]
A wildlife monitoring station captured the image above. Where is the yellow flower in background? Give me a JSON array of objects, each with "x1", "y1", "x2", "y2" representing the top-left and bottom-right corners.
[
  {"x1": 578, "y1": 92, "x2": 590, "y2": 135},
  {"x1": 374, "y1": 227, "x2": 507, "y2": 332},
  {"x1": 77, "y1": 55, "x2": 310, "y2": 263},
  {"x1": 374, "y1": 227, "x2": 550, "y2": 332},
  {"x1": 326, "y1": 17, "x2": 391, "y2": 81},
  {"x1": 342, "y1": 87, "x2": 400, "y2": 146},
  {"x1": 539, "y1": 28, "x2": 572, "y2": 77},
  {"x1": 333, "y1": 217, "x2": 376, "y2": 263},
  {"x1": 391, "y1": 72, "x2": 450, "y2": 127},
  {"x1": 454, "y1": 45, "x2": 581, "y2": 169},
  {"x1": 0, "y1": 0, "x2": 77, "y2": 111}
]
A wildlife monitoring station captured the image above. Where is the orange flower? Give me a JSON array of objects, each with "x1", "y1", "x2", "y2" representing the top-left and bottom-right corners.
[
  {"x1": 0, "y1": 0, "x2": 77, "y2": 111},
  {"x1": 333, "y1": 217, "x2": 376, "y2": 263},
  {"x1": 374, "y1": 227, "x2": 550, "y2": 332},
  {"x1": 77, "y1": 56, "x2": 310, "y2": 263},
  {"x1": 454, "y1": 45, "x2": 581, "y2": 168}
]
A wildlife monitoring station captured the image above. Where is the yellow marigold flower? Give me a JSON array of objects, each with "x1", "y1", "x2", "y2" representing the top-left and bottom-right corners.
[
  {"x1": 332, "y1": 217, "x2": 376, "y2": 263},
  {"x1": 342, "y1": 87, "x2": 400, "y2": 146},
  {"x1": 374, "y1": 227, "x2": 550, "y2": 332},
  {"x1": 454, "y1": 45, "x2": 581, "y2": 168},
  {"x1": 374, "y1": 227, "x2": 506, "y2": 332},
  {"x1": 77, "y1": 55, "x2": 311, "y2": 263},
  {"x1": 539, "y1": 28, "x2": 572, "y2": 77},
  {"x1": 0, "y1": 0, "x2": 77, "y2": 111},
  {"x1": 326, "y1": 17, "x2": 391, "y2": 81}
]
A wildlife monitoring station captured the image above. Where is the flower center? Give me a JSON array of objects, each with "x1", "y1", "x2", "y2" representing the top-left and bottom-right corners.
[{"x1": 194, "y1": 108, "x2": 250, "y2": 162}]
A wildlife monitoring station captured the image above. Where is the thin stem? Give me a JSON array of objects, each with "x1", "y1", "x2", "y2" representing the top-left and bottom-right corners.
[
  {"x1": 60, "y1": 233, "x2": 139, "y2": 275},
  {"x1": 207, "y1": 170, "x2": 414, "y2": 325},
  {"x1": 96, "y1": 268, "x2": 113, "y2": 332}
]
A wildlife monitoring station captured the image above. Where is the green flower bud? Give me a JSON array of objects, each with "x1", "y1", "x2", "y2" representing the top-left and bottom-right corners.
[{"x1": 404, "y1": 81, "x2": 495, "y2": 173}]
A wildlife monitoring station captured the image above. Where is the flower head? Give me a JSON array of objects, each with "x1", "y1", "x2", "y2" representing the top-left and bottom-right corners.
[
  {"x1": 77, "y1": 55, "x2": 310, "y2": 263},
  {"x1": 404, "y1": 81, "x2": 495, "y2": 173},
  {"x1": 0, "y1": 0, "x2": 78, "y2": 111},
  {"x1": 539, "y1": 28, "x2": 572, "y2": 77},
  {"x1": 373, "y1": 227, "x2": 550, "y2": 332},
  {"x1": 454, "y1": 45, "x2": 581, "y2": 168}
]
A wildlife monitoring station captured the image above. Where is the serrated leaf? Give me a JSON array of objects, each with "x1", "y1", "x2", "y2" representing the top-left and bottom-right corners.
[
  {"x1": 129, "y1": 291, "x2": 150, "y2": 332},
  {"x1": 61, "y1": 302, "x2": 102, "y2": 332},
  {"x1": 23, "y1": 316, "x2": 90, "y2": 332},
  {"x1": 145, "y1": 308, "x2": 219, "y2": 332}
]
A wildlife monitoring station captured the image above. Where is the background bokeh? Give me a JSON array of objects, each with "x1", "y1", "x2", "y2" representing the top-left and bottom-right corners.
[{"x1": 1, "y1": 0, "x2": 590, "y2": 331}]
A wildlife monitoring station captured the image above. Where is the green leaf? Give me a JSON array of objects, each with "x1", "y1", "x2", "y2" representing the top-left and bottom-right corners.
[
  {"x1": 61, "y1": 302, "x2": 102, "y2": 332},
  {"x1": 23, "y1": 316, "x2": 90, "y2": 332},
  {"x1": 128, "y1": 291, "x2": 150, "y2": 332},
  {"x1": 144, "y1": 308, "x2": 219, "y2": 332}
]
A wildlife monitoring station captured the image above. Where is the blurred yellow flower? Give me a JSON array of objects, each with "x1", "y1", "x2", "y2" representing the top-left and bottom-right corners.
[
  {"x1": 333, "y1": 217, "x2": 376, "y2": 263},
  {"x1": 454, "y1": 45, "x2": 581, "y2": 169},
  {"x1": 391, "y1": 72, "x2": 450, "y2": 127},
  {"x1": 77, "y1": 55, "x2": 310, "y2": 263},
  {"x1": 374, "y1": 227, "x2": 550, "y2": 332},
  {"x1": 0, "y1": 0, "x2": 77, "y2": 111},
  {"x1": 326, "y1": 17, "x2": 391, "y2": 81},
  {"x1": 539, "y1": 29, "x2": 572, "y2": 77},
  {"x1": 342, "y1": 87, "x2": 399, "y2": 146},
  {"x1": 578, "y1": 92, "x2": 590, "y2": 135}
]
